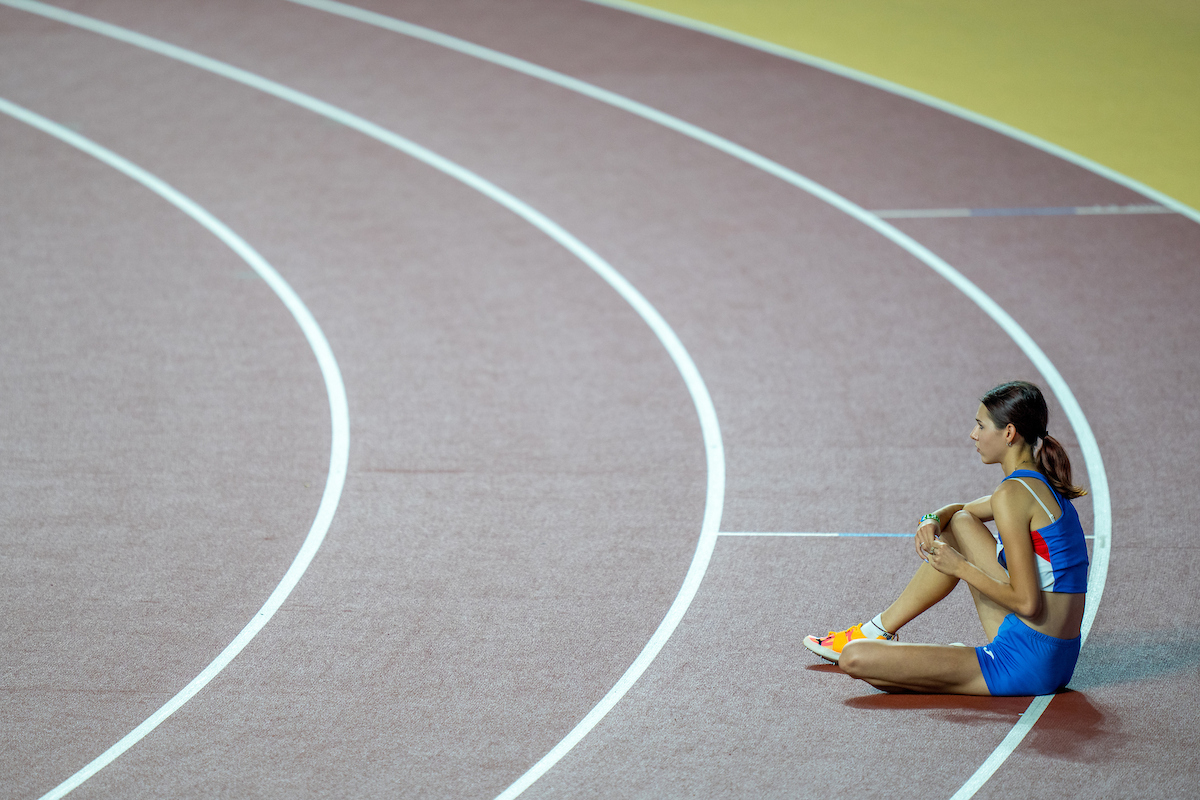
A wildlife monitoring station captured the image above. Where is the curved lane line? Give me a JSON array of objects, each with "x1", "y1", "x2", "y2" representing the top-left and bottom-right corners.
[
  {"x1": 270, "y1": 2, "x2": 1115, "y2": 798},
  {"x1": 569, "y1": 10, "x2": 1115, "y2": 798},
  {"x1": 584, "y1": 0, "x2": 1200, "y2": 227},
  {"x1": 0, "y1": 96, "x2": 351, "y2": 800},
  {"x1": 1, "y1": 1, "x2": 725, "y2": 796}
]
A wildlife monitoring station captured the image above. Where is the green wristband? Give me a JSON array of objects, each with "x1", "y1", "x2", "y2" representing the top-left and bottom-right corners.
[{"x1": 920, "y1": 513, "x2": 940, "y2": 527}]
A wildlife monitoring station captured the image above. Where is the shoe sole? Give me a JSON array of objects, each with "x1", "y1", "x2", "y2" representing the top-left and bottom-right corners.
[{"x1": 802, "y1": 635, "x2": 842, "y2": 663}]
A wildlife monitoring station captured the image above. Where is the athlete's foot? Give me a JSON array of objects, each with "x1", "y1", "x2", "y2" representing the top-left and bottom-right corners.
[{"x1": 803, "y1": 623, "x2": 898, "y2": 663}]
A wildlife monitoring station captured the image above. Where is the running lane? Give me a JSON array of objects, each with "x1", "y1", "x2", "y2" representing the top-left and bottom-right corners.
[
  {"x1": 1, "y1": 3, "x2": 709, "y2": 797},
  {"x1": 2, "y1": 1, "x2": 1197, "y2": 799},
  {"x1": 0, "y1": 102, "x2": 333, "y2": 797}
]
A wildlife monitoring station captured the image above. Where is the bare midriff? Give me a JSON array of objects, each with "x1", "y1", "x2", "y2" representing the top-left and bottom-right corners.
[{"x1": 1020, "y1": 591, "x2": 1086, "y2": 639}]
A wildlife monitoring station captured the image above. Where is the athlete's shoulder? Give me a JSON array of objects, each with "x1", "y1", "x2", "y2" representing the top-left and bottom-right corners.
[
  {"x1": 991, "y1": 479, "x2": 1033, "y2": 515},
  {"x1": 992, "y1": 478, "x2": 1022, "y2": 498}
]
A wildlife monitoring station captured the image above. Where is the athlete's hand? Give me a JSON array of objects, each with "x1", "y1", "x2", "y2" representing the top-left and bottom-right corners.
[
  {"x1": 921, "y1": 538, "x2": 965, "y2": 576},
  {"x1": 915, "y1": 520, "x2": 940, "y2": 561}
]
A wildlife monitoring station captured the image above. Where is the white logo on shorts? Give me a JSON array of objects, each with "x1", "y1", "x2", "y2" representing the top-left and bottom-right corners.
[{"x1": 982, "y1": 646, "x2": 996, "y2": 660}]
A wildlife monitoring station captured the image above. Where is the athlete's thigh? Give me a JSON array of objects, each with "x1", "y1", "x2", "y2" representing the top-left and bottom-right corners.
[
  {"x1": 968, "y1": 586, "x2": 1009, "y2": 641},
  {"x1": 842, "y1": 641, "x2": 990, "y2": 695},
  {"x1": 946, "y1": 511, "x2": 1012, "y2": 638}
]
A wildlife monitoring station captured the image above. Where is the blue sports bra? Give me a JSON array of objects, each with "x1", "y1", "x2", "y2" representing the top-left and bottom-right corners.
[{"x1": 996, "y1": 469, "x2": 1089, "y2": 593}]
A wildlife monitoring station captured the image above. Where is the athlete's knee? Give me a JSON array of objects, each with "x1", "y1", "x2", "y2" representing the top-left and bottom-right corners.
[
  {"x1": 839, "y1": 640, "x2": 877, "y2": 677},
  {"x1": 950, "y1": 509, "x2": 981, "y2": 530},
  {"x1": 948, "y1": 509, "x2": 986, "y2": 542}
]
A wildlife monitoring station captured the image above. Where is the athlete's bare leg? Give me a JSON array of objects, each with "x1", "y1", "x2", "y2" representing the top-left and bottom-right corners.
[
  {"x1": 878, "y1": 563, "x2": 957, "y2": 635},
  {"x1": 948, "y1": 510, "x2": 1012, "y2": 640},
  {"x1": 841, "y1": 510, "x2": 1021, "y2": 694},
  {"x1": 880, "y1": 510, "x2": 1010, "y2": 638},
  {"x1": 839, "y1": 641, "x2": 991, "y2": 695}
]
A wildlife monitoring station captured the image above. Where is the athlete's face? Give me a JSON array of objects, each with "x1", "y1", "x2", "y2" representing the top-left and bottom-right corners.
[{"x1": 971, "y1": 403, "x2": 1009, "y2": 464}]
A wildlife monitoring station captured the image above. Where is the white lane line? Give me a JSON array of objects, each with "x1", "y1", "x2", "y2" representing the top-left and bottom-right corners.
[
  {"x1": 582, "y1": 0, "x2": 1200, "y2": 228},
  {"x1": 276, "y1": 2, "x2": 1118, "y2": 796},
  {"x1": 719, "y1": 532, "x2": 910, "y2": 538},
  {"x1": 721, "y1": 532, "x2": 1097, "y2": 539},
  {"x1": 569, "y1": 6, "x2": 1114, "y2": 798},
  {"x1": 874, "y1": 204, "x2": 1175, "y2": 219},
  {"x1": 0, "y1": 96, "x2": 351, "y2": 800},
  {"x1": 3, "y1": 2, "x2": 725, "y2": 797},
  {"x1": 268, "y1": 4, "x2": 1113, "y2": 798}
]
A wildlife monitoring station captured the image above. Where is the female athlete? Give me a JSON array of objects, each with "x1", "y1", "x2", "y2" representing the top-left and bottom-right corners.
[{"x1": 803, "y1": 381, "x2": 1089, "y2": 695}]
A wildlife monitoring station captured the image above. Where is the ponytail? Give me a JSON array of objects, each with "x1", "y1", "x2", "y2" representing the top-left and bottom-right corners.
[
  {"x1": 1035, "y1": 435, "x2": 1086, "y2": 500},
  {"x1": 981, "y1": 380, "x2": 1087, "y2": 500}
]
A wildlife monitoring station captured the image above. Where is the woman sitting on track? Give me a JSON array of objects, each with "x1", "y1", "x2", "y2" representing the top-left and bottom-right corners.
[{"x1": 804, "y1": 380, "x2": 1089, "y2": 696}]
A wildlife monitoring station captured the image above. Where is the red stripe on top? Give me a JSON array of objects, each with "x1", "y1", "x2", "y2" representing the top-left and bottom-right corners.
[{"x1": 1030, "y1": 529, "x2": 1052, "y2": 562}]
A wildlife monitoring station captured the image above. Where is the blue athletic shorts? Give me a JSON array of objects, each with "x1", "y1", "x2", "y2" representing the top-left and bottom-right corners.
[{"x1": 975, "y1": 614, "x2": 1080, "y2": 696}]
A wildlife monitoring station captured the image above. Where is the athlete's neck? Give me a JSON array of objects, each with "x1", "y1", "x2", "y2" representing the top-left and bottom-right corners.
[{"x1": 1002, "y1": 448, "x2": 1037, "y2": 476}]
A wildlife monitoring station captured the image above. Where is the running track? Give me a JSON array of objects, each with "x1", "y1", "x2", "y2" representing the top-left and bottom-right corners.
[{"x1": 2, "y1": 1, "x2": 1198, "y2": 798}]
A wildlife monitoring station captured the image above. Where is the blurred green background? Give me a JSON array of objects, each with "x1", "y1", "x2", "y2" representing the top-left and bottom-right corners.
[{"x1": 623, "y1": 0, "x2": 1200, "y2": 212}]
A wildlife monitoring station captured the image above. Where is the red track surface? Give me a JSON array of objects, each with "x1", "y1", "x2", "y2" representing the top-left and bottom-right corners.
[{"x1": 2, "y1": 1, "x2": 1197, "y2": 798}]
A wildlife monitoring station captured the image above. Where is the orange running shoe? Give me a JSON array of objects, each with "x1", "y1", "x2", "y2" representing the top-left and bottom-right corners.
[{"x1": 803, "y1": 623, "x2": 897, "y2": 663}]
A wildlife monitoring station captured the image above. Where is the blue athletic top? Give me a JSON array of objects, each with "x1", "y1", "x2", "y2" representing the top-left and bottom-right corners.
[{"x1": 996, "y1": 469, "x2": 1089, "y2": 593}]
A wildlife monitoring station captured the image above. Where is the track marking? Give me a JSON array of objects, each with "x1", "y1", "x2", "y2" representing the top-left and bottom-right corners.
[
  {"x1": 571, "y1": 5, "x2": 1118, "y2": 798},
  {"x1": 3, "y1": 2, "x2": 724, "y2": 796},
  {"x1": 0, "y1": 95, "x2": 351, "y2": 800},
  {"x1": 721, "y1": 532, "x2": 1096, "y2": 539},
  {"x1": 582, "y1": 0, "x2": 1200, "y2": 228},
  {"x1": 720, "y1": 532, "x2": 911, "y2": 538},
  {"x1": 269, "y1": 3, "x2": 1118, "y2": 798},
  {"x1": 874, "y1": 203, "x2": 1175, "y2": 219},
  {"x1": 6, "y1": 1, "x2": 1117, "y2": 796},
  {"x1": 265, "y1": 2, "x2": 1113, "y2": 797}
]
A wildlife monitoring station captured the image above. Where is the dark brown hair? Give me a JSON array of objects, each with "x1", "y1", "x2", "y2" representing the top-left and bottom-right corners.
[{"x1": 981, "y1": 381, "x2": 1086, "y2": 500}]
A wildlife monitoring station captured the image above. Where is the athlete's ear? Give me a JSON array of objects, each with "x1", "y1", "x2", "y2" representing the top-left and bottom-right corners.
[{"x1": 1005, "y1": 423, "x2": 1017, "y2": 445}]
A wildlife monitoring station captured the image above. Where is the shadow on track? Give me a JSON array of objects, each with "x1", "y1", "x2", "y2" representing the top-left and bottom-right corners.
[
  {"x1": 1069, "y1": 630, "x2": 1200, "y2": 690},
  {"x1": 841, "y1": 689, "x2": 1028, "y2": 726},
  {"x1": 840, "y1": 686, "x2": 1125, "y2": 763},
  {"x1": 1023, "y1": 690, "x2": 1126, "y2": 763}
]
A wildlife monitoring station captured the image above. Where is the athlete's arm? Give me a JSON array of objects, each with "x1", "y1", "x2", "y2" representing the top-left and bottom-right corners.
[
  {"x1": 964, "y1": 494, "x2": 994, "y2": 522},
  {"x1": 915, "y1": 502, "x2": 963, "y2": 559},
  {"x1": 917, "y1": 495, "x2": 994, "y2": 560}
]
